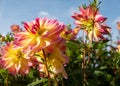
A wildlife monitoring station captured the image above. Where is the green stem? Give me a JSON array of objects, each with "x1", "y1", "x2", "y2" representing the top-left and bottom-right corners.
[
  {"x1": 82, "y1": 31, "x2": 87, "y2": 85},
  {"x1": 54, "y1": 78, "x2": 58, "y2": 86},
  {"x1": 42, "y1": 49, "x2": 51, "y2": 86}
]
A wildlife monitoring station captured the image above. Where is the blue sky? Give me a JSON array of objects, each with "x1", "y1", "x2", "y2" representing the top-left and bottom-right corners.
[{"x1": 0, "y1": 0, "x2": 120, "y2": 39}]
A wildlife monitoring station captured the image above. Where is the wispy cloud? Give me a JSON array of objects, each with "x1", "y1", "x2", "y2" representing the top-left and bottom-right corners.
[
  {"x1": 37, "y1": 11, "x2": 56, "y2": 19},
  {"x1": 38, "y1": 11, "x2": 50, "y2": 17}
]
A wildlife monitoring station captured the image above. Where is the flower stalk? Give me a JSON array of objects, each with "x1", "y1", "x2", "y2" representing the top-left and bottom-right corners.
[{"x1": 42, "y1": 49, "x2": 51, "y2": 86}]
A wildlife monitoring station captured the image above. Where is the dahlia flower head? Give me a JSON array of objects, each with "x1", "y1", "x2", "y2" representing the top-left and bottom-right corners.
[
  {"x1": 1, "y1": 42, "x2": 36, "y2": 75},
  {"x1": 37, "y1": 47, "x2": 69, "y2": 79},
  {"x1": 72, "y1": 5, "x2": 110, "y2": 42},
  {"x1": 61, "y1": 27, "x2": 80, "y2": 40},
  {"x1": 10, "y1": 24, "x2": 22, "y2": 33},
  {"x1": 14, "y1": 18, "x2": 65, "y2": 51},
  {"x1": 0, "y1": 18, "x2": 70, "y2": 79}
]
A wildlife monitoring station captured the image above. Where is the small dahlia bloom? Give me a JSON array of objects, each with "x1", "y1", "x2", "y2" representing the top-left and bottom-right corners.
[
  {"x1": 1, "y1": 42, "x2": 34, "y2": 75},
  {"x1": 10, "y1": 24, "x2": 22, "y2": 33},
  {"x1": 72, "y1": 6, "x2": 110, "y2": 41},
  {"x1": 37, "y1": 48, "x2": 69, "y2": 79},
  {"x1": 14, "y1": 18, "x2": 65, "y2": 51},
  {"x1": 61, "y1": 27, "x2": 80, "y2": 40}
]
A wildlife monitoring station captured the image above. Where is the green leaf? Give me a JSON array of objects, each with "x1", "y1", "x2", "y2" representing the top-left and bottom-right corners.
[
  {"x1": 100, "y1": 66, "x2": 107, "y2": 70},
  {"x1": 94, "y1": 70, "x2": 104, "y2": 76},
  {"x1": 27, "y1": 78, "x2": 48, "y2": 86}
]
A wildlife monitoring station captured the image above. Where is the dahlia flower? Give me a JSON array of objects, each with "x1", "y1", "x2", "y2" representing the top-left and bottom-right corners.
[
  {"x1": 72, "y1": 6, "x2": 110, "y2": 41},
  {"x1": 61, "y1": 27, "x2": 80, "y2": 40},
  {"x1": 37, "y1": 48, "x2": 69, "y2": 79},
  {"x1": 10, "y1": 24, "x2": 22, "y2": 33},
  {"x1": 14, "y1": 18, "x2": 65, "y2": 51},
  {"x1": 1, "y1": 42, "x2": 35, "y2": 75},
  {"x1": 47, "y1": 48, "x2": 68, "y2": 79},
  {"x1": 44, "y1": 37, "x2": 66, "y2": 54}
]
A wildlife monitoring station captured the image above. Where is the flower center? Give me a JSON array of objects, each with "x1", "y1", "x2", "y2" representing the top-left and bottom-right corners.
[
  {"x1": 82, "y1": 19, "x2": 94, "y2": 31},
  {"x1": 16, "y1": 50, "x2": 24, "y2": 59},
  {"x1": 37, "y1": 28, "x2": 46, "y2": 35}
]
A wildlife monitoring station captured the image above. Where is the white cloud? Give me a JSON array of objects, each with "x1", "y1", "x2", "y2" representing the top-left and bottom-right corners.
[
  {"x1": 37, "y1": 11, "x2": 56, "y2": 19},
  {"x1": 38, "y1": 11, "x2": 50, "y2": 17}
]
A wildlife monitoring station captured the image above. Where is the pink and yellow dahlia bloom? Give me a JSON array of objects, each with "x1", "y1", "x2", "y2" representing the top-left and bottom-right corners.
[
  {"x1": 14, "y1": 18, "x2": 65, "y2": 51},
  {"x1": 72, "y1": 6, "x2": 110, "y2": 41},
  {"x1": 61, "y1": 27, "x2": 80, "y2": 40},
  {"x1": 37, "y1": 47, "x2": 69, "y2": 79},
  {"x1": 1, "y1": 42, "x2": 35, "y2": 75},
  {"x1": 47, "y1": 48, "x2": 68, "y2": 79},
  {"x1": 10, "y1": 24, "x2": 22, "y2": 33},
  {"x1": 44, "y1": 37, "x2": 66, "y2": 54}
]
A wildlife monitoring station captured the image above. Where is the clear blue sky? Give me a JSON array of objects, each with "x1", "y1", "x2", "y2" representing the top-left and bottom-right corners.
[{"x1": 0, "y1": 0, "x2": 120, "y2": 39}]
